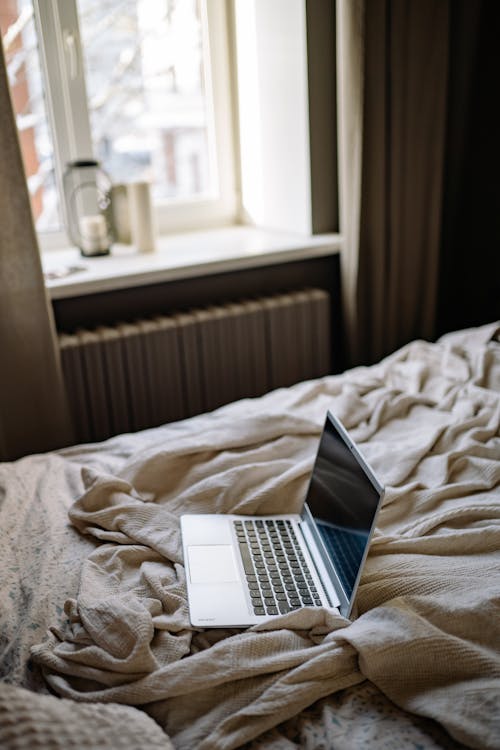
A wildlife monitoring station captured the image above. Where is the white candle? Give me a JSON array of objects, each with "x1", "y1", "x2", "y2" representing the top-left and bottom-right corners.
[
  {"x1": 78, "y1": 213, "x2": 109, "y2": 255},
  {"x1": 79, "y1": 213, "x2": 107, "y2": 239}
]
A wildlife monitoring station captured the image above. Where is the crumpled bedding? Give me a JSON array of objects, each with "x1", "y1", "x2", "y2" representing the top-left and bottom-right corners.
[
  {"x1": 0, "y1": 681, "x2": 172, "y2": 750},
  {"x1": 2, "y1": 323, "x2": 499, "y2": 749}
]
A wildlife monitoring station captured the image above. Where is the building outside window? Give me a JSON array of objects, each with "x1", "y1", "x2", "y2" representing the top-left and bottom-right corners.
[{"x1": 0, "y1": 0, "x2": 235, "y2": 241}]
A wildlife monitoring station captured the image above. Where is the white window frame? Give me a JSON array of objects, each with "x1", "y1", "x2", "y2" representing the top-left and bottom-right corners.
[{"x1": 33, "y1": 0, "x2": 237, "y2": 251}]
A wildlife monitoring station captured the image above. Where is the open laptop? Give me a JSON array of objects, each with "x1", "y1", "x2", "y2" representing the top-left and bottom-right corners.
[{"x1": 181, "y1": 411, "x2": 384, "y2": 627}]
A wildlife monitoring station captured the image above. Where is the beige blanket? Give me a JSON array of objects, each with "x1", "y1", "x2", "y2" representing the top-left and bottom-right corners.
[{"x1": 31, "y1": 324, "x2": 500, "y2": 750}]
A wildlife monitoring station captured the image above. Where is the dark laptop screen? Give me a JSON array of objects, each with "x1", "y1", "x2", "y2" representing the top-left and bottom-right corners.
[{"x1": 305, "y1": 415, "x2": 381, "y2": 598}]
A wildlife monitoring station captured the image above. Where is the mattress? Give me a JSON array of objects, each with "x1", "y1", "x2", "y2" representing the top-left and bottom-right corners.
[{"x1": 1, "y1": 323, "x2": 499, "y2": 749}]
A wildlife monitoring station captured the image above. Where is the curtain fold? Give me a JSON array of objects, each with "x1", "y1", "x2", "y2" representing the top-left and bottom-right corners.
[
  {"x1": 0, "y1": 35, "x2": 73, "y2": 461},
  {"x1": 336, "y1": 0, "x2": 365, "y2": 367},
  {"x1": 339, "y1": 0, "x2": 451, "y2": 366}
]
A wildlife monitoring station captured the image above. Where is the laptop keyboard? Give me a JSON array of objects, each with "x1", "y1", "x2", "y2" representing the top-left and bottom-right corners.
[{"x1": 233, "y1": 519, "x2": 322, "y2": 616}]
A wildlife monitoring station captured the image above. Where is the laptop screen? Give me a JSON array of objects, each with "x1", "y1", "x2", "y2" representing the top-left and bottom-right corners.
[{"x1": 304, "y1": 414, "x2": 382, "y2": 599}]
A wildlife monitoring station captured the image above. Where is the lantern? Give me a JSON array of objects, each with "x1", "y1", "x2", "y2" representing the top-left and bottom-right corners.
[{"x1": 63, "y1": 159, "x2": 113, "y2": 256}]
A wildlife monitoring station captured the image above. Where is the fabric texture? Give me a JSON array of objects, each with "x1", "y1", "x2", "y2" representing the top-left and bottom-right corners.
[
  {"x1": 0, "y1": 36, "x2": 73, "y2": 461},
  {"x1": 0, "y1": 682, "x2": 172, "y2": 749},
  {"x1": 336, "y1": 0, "x2": 365, "y2": 365},
  {"x1": 358, "y1": 0, "x2": 450, "y2": 362},
  {"x1": 26, "y1": 323, "x2": 500, "y2": 750},
  {"x1": 339, "y1": 0, "x2": 453, "y2": 366}
]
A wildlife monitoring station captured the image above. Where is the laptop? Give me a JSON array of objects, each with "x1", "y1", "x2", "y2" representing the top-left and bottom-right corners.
[{"x1": 181, "y1": 411, "x2": 384, "y2": 627}]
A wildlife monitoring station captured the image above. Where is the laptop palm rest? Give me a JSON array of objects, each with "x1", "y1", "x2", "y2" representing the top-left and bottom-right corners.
[{"x1": 188, "y1": 545, "x2": 240, "y2": 584}]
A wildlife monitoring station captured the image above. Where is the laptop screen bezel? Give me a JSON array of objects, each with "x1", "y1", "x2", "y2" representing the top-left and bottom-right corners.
[{"x1": 299, "y1": 411, "x2": 385, "y2": 619}]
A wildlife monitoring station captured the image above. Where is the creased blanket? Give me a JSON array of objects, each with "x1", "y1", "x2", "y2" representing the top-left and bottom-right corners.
[{"x1": 31, "y1": 324, "x2": 500, "y2": 750}]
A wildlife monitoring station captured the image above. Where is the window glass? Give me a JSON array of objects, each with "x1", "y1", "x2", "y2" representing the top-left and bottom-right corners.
[
  {"x1": 76, "y1": 0, "x2": 214, "y2": 203},
  {"x1": 0, "y1": 0, "x2": 61, "y2": 230}
]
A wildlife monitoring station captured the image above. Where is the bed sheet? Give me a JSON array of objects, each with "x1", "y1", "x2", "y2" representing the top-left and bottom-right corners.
[{"x1": 1, "y1": 322, "x2": 499, "y2": 749}]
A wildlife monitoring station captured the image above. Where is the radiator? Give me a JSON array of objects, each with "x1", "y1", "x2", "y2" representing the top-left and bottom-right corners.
[{"x1": 59, "y1": 288, "x2": 331, "y2": 444}]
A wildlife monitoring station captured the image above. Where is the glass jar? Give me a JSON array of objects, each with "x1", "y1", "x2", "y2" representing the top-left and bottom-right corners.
[{"x1": 63, "y1": 159, "x2": 113, "y2": 256}]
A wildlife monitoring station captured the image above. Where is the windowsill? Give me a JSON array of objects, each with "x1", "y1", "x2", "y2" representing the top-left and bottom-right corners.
[{"x1": 43, "y1": 225, "x2": 342, "y2": 300}]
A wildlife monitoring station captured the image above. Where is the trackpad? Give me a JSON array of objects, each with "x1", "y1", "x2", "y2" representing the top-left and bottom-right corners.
[{"x1": 188, "y1": 545, "x2": 239, "y2": 584}]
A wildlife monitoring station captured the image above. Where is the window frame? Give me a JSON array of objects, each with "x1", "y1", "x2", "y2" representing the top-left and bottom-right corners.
[{"x1": 33, "y1": 0, "x2": 238, "y2": 252}]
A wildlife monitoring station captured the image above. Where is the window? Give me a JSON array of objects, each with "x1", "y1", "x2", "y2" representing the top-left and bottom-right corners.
[
  {"x1": 1, "y1": 0, "x2": 236, "y2": 245},
  {"x1": 0, "y1": 0, "x2": 60, "y2": 231}
]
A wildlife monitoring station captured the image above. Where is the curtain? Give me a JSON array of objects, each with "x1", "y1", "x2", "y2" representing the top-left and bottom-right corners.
[
  {"x1": 338, "y1": 0, "x2": 451, "y2": 366},
  {"x1": 337, "y1": 0, "x2": 365, "y2": 366},
  {"x1": 436, "y1": 1, "x2": 500, "y2": 336},
  {"x1": 0, "y1": 36, "x2": 73, "y2": 461}
]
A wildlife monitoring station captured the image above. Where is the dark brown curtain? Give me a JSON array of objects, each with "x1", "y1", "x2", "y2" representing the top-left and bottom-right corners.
[
  {"x1": 436, "y1": 0, "x2": 500, "y2": 336},
  {"x1": 354, "y1": 0, "x2": 450, "y2": 365},
  {"x1": 0, "y1": 36, "x2": 73, "y2": 460},
  {"x1": 340, "y1": 0, "x2": 499, "y2": 367}
]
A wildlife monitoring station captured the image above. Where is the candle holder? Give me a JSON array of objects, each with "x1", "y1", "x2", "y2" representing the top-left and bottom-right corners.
[{"x1": 63, "y1": 159, "x2": 113, "y2": 257}]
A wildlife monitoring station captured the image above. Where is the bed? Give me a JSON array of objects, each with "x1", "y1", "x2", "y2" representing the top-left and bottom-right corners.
[{"x1": 1, "y1": 322, "x2": 499, "y2": 749}]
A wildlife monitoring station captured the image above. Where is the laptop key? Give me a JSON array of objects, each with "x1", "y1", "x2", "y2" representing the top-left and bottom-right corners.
[
  {"x1": 234, "y1": 519, "x2": 331, "y2": 616},
  {"x1": 239, "y1": 542, "x2": 254, "y2": 575}
]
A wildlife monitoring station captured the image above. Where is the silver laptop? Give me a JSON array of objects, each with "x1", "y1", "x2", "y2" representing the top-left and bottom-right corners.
[{"x1": 181, "y1": 411, "x2": 384, "y2": 627}]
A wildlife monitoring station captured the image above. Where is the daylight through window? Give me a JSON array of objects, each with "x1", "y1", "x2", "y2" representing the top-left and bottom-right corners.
[{"x1": 1, "y1": 0, "x2": 234, "y2": 238}]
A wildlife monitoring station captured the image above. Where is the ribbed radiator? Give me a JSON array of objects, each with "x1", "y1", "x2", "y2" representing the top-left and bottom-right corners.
[{"x1": 59, "y1": 288, "x2": 331, "y2": 444}]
